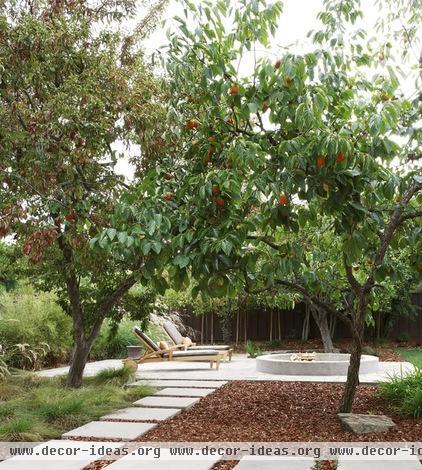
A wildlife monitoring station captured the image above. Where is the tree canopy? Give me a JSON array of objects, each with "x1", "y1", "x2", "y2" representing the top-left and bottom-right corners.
[
  {"x1": 0, "y1": 0, "x2": 169, "y2": 386},
  {"x1": 108, "y1": 0, "x2": 421, "y2": 410}
]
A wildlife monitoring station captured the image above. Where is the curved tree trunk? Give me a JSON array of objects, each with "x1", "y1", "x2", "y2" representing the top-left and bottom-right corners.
[
  {"x1": 311, "y1": 307, "x2": 334, "y2": 353},
  {"x1": 339, "y1": 314, "x2": 365, "y2": 412},
  {"x1": 338, "y1": 334, "x2": 362, "y2": 412},
  {"x1": 67, "y1": 337, "x2": 90, "y2": 387}
]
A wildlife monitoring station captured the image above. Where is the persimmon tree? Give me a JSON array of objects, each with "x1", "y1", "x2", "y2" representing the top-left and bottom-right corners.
[
  {"x1": 134, "y1": 0, "x2": 422, "y2": 411},
  {"x1": 0, "y1": 0, "x2": 170, "y2": 386}
]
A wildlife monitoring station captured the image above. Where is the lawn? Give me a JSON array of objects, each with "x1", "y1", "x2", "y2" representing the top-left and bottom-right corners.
[
  {"x1": 0, "y1": 367, "x2": 153, "y2": 441},
  {"x1": 398, "y1": 348, "x2": 422, "y2": 368}
]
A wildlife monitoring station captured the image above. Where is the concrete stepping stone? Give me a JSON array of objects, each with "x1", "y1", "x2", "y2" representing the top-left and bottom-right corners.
[
  {"x1": 62, "y1": 421, "x2": 156, "y2": 440},
  {"x1": 154, "y1": 387, "x2": 216, "y2": 397},
  {"x1": 128, "y1": 379, "x2": 227, "y2": 388},
  {"x1": 338, "y1": 458, "x2": 422, "y2": 469},
  {"x1": 100, "y1": 407, "x2": 180, "y2": 422},
  {"x1": 133, "y1": 396, "x2": 200, "y2": 409},
  {"x1": 235, "y1": 459, "x2": 313, "y2": 469},
  {"x1": 101, "y1": 446, "x2": 219, "y2": 469},
  {"x1": 0, "y1": 440, "x2": 122, "y2": 469}
]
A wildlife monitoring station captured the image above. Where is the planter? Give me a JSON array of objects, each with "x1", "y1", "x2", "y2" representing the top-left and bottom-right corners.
[{"x1": 126, "y1": 345, "x2": 143, "y2": 359}]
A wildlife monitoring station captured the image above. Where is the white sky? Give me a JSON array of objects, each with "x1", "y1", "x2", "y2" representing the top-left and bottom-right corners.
[{"x1": 115, "y1": 0, "x2": 418, "y2": 178}]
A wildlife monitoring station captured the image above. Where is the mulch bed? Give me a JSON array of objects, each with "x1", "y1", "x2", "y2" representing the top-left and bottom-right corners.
[
  {"x1": 83, "y1": 381, "x2": 420, "y2": 470},
  {"x1": 139, "y1": 381, "x2": 420, "y2": 442}
]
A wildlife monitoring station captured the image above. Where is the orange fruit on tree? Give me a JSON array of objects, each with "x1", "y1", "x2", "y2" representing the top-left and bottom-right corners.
[
  {"x1": 229, "y1": 84, "x2": 239, "y2": 95},
  {"x1": 278, "y1": 194, "x2": 288, "y2": 206},
  {"x1": 215, "y1": 197, "x2": 225, "y2": 207},
  {"x1": 316, "y1": 156, "x2": 326, "y2": 168},
  {"x1": 336, "y1": 152, "x2": 346, "y2": 162},
  {"x1": 186, "y1": 119, "x2": 199, "y2": 130},
  {"x1": 164, "y1": 193, "x2": 173, "y2": 201}
]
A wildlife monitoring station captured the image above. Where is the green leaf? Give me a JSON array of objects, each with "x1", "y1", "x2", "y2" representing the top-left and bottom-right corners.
[
  {"x1": 141, "y1": 239, "x2": 152, "y2": 255},
  {"x1": 221, "y1": 240, "x2": 233, "y2": 256},
  {"x1": 173, "y1": 254, "x2": 190, "y2": 268},
  {"x1": 106, "y1": 228, "x2": 117, "y2": 241},
  {"x1": 117, "y1": 232, "x2": 127, "y2": 244},
  {"x1": 248, "y1": 102, "x2": 258, "y2": 114},
  {"x1": 152, "y1": 241, "x2": 162, "y2": 254},
  {"x1": 147, "y1": 220, "x2": 156, "y2": 236}
]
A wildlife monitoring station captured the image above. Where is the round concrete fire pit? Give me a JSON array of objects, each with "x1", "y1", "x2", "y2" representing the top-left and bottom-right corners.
[{"x1": 256, "y1": 353, "x2": 379, "y2": 376}]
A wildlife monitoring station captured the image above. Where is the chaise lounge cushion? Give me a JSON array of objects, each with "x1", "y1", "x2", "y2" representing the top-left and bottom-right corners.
[
  {"x1": 162, "y1": 349, "x2": 220, "y2": 358},
  {"x1": 163, "y1": 321, "x2": 231, "y2": 351},
  {"x1": 163, "y1": 321, "x2": 184, "y2": 344},
  {"x1": 134, "y1": 327, "x2": 159, "y2": 351},
  {"x1": 187, "y1": 345, "x2": 231, "y2": 351}
]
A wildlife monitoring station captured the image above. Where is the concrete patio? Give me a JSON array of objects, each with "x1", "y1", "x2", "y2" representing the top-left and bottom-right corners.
[{"x1": 38, "y1": 354, "x2": 415, "y2": 384}]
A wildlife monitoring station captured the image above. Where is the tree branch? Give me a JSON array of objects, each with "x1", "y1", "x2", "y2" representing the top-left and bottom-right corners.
[
  {"x1": 364, "y1": 182, "x2": 421, "y2": 293},
  {"x1": 399, "y1": 209, "x2": 422, "y2": 223},
  {"x1": 342, "y1": 252, "x2": 361, "y2": 294},
  {"x1": 273, "y1": 279, "x2": 354, "y2": 332},
  {"x1": 247, "y1": 234, "x2": 281, "y2": 250}
]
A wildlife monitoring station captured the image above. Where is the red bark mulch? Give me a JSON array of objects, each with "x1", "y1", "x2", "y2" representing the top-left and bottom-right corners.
[
  {"x1": 139, "y1": 381, "x2": 421, "y2": 442},
  {"x1": 84, "y1": 381, "x2": 421, "y2": 470}
]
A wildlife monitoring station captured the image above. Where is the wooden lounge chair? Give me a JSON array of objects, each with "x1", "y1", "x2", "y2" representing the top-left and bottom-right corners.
[
  {"x1": 129, "y1": 327, "x2": 224, "y2": 370},
  {"x1": 163, "y1": 320, "x2": 233, "y2": 361}
]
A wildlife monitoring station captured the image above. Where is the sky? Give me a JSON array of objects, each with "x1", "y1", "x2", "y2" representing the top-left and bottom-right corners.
[{"x1": 114, "y1": 0, "x2": 417, "y2": 178}]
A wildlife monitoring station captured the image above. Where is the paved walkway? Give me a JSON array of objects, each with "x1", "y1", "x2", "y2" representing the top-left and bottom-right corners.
[{"x1": 38, "y1": 355, "x2": 415, "y2": 384}]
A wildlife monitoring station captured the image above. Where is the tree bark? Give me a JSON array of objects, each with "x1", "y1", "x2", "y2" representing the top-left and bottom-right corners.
[
  {"x1": 311, "y1": 307, "x2": 335, "y2": 352},
  {"x1": 67, "y1": 336, "x2": 91, "y2": 387},
  {"x1": 339, "y1": 311, "x2": 365, "y2": 412},
  {"x1": 339, "y1": 328, "x2": 362, "y2": 412},
  {"x1": 302, "y1": 303, "x2": 310, "y2": 341},
  {"x1": 64, "y1": 274, "x2": 137, "y2": 387}
]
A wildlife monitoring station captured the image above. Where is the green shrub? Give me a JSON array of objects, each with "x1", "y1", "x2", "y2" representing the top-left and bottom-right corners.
[
  {"x1": 397, "y1": 332, "x2": 410, "y2": 343},
  {"x1": 91, "y1": 318, "x2": 166, "y2": 360},
  {"x1": 91, "y1": 319, "x2": 137, "y2": 360},
  {"x1": 245, "y1": 340, "x2": 263, "y2": 358},
  {"x1": 0, "y1": 285, "x2": 72, "y2": 368},
  {"x1": 379, "y1": 368, "x2": 422, "y2": 418}
]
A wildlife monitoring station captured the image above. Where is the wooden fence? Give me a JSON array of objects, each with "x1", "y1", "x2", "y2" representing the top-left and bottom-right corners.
[{"x1": 180, "y1": 293, "x2": 422, "y2": 343}]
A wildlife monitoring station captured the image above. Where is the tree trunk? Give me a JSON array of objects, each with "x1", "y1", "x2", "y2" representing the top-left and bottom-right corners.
[
  {"x1": 66, "y1": 335, "x2": 91, "y2": 387},
  {"x1": 311, "y1": 307, "x2": 334, "y2": 352},
  {"x1": 269, "y1": 309, "x2": 273, "y2": 341},
  {"x1": 339, "y1": 311, "x2": 365, "y2": 413},
  {"x1": 278, "y1": 311, "x2": 281, "y2": 340},
  {"x1": 339, "y1": 333, "x2": 362, "y2": 412},
  {"x1": 302, "y1": 304, "x2": 310, "y2": 341},
  {"x1": 236, "y1": 308, "x2": 239, "y2": 344},
  {"x1": 329, "y1": 312, "x2": 337, "y2": 337}
]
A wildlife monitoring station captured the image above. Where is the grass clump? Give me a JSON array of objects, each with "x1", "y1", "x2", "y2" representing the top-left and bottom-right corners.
[
  {"x1": 0, "y1": 371, "x2": 153, "y2": 441},
  {"x1": 379, "y1": 367, "x2": 422, "y2": 418},
  {"x1": 92, "y1": 364, "x2": 136, "y2": 386}
]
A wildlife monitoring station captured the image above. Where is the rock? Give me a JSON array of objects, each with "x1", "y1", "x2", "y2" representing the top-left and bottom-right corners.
[{"x1": 337, "y1": 413, "x2": 396, "y2": 434}]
